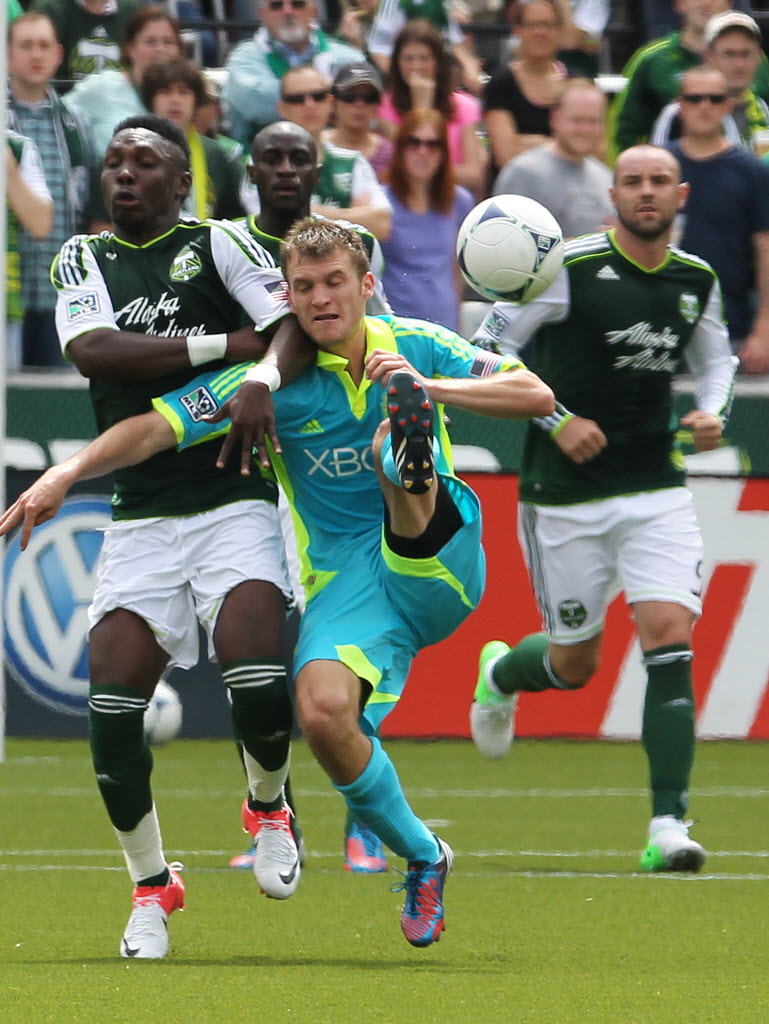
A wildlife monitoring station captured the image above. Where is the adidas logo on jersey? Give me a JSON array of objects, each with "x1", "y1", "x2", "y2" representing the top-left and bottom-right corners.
[
  {"x1": 597, "y1": 265, "x2": 620, "y2": 281},
  {"x1": 299, "y1": 419, "x2": 323, "y2": 434}
]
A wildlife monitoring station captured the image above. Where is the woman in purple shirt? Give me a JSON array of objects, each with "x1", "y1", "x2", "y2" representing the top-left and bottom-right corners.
[{"x1": 381, "y1": 109, "x2": 474, "y2": 333}]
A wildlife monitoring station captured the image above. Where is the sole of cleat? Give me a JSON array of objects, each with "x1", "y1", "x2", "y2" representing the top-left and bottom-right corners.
[{"x1": 387, "y1": 371, "x2": 435, "y2": 495}]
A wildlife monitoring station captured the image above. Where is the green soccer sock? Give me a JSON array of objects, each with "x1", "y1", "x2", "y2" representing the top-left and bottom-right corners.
[
  {"x1": 491, "y1": 632, "x2": 571, "y2": 694},
  {"x1": 642, "y1": 644, "x2": 695, "y2": 820},
  {"x1": 89, "y1": 685, "x2": 154, "y2": 833}
]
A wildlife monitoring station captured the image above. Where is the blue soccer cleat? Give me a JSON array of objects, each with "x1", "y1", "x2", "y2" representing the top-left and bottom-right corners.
[
  {"x1": 344, "y1": 820, "x2": 389, "y2": 873},
  {"x1": 395, "y1": 836, "x2": 453, "y2": 947}
]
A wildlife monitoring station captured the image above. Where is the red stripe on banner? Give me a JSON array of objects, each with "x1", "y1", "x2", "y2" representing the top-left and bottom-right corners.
[
  {"x1": 693, "y1": 563, "x2": 754, "y2": 716},
  {"x1": 382, "y1": 474, "x2": 635, "y2": 739},
  {"x1": 737, "y1": 478, "x2": 769, "y2": 511},
  {"x1": 748, "y1": 673, "x2": 769, "y2": 738},
  {"x1": 516, "y1": 594, "x2": 637, "y2": 738},
  {"x1": 382, "y1": 474, "x2": 539, "y2": 739}
]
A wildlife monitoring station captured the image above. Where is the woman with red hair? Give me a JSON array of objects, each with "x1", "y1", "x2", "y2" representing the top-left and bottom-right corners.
[{"x1": 381, "y1": 108, "x2": 474, "y2": 333}]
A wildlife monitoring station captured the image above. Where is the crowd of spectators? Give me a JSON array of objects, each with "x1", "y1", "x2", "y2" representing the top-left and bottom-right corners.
[{"x1": 6, "y1": 0, "x2": 769, "y2": 372}]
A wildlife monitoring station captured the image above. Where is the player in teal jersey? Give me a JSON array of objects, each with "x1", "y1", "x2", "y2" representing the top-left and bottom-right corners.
[
  {"x1": 48, "y1": 115, "x2": 310, "y2": 959},
  {"x1": 471, "y1": 144, "x2": 736, "y2": 873},
  {"x1": 234, "y1": 119, "x2": 392, "y2": 874},
  {"x1": 1, "y1": 219, "x2": 554, "y2": 946}
]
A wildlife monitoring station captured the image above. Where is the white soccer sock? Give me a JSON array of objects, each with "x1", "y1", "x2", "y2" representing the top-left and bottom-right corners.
[
  {"x1": 116, "y1": 804, "x2": 167, "y2": 884},
  {"x1": 243, "y1": 750, "x2": 290, "y2": 805}
]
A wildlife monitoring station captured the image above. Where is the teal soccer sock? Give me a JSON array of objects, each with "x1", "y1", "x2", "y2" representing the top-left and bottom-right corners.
[{"x1": 335, "y1": 738, "x2": 439, "y2": 863}]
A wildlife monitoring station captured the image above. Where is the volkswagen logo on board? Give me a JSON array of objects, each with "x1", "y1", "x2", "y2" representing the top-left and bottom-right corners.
[{"x1": 4, "y1": 497, "x2": 111, "y2": 715}]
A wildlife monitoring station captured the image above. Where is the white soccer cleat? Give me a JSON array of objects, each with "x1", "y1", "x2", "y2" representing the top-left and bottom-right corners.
[
  {"x1": 470, "y1": 640, "x2": 517, "y2": 759},
  {"x1": 120, "y1": 864, "x2": 185, "y2": 959},
  {"x1": 242, "y1": 799, "x2": 302, "y2": 899},
  {"x1": 640, "y1": 816, "x2": 706, "y2": 873}
]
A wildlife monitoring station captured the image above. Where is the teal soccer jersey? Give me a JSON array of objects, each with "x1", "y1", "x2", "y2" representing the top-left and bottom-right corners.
[{"x1": 154, "y1": 314, "x2": 523, "y2": 725}]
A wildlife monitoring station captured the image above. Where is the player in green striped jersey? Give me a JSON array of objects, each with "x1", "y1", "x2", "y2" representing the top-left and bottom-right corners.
[
  {"x1": 471, "y1": 144, "x2": 736, "y2": 874},
  {"x1": 48, "y1": 115, "x2": 308, "y2": 958}
]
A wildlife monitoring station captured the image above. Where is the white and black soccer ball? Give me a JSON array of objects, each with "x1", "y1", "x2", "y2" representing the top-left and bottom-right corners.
[
  {"x1": 144, "y1": 679, "x2": 183, "y2": 746},
  {"x1": 456, "y1": 194, "x2": 565, "y2": 303}
]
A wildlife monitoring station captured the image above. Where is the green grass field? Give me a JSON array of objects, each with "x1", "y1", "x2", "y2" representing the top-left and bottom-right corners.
[{"x1": 2, "y1": 737, "x2": 768, "y2": 1024}]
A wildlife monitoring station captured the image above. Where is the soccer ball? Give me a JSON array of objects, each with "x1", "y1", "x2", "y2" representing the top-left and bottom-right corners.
[
  {"x1": 456, "y1": 194, "x2": 564, "y2": 303},
  {"x1": 144, "y1": 679, "x2": 183, "y2": 746}
]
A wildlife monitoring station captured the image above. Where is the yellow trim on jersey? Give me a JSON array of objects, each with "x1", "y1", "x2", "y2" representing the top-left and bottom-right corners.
[
  {"x1": 313, "y1": 316, "x2": 400, "y2": 419},
  {"x1": 609, "y1": 229, "x2": 672, "y2": 273},
  {"x1": 382, "y1": 544, "x2": 477, "y2": 610},
  {"x1": 333, "y1": 645, "x2": 398, "y2": 708}
]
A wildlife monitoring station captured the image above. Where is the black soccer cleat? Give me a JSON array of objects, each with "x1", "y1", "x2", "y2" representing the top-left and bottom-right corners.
[{"x1": 387, "y1": 371, "x2": 435, "y2": 495}]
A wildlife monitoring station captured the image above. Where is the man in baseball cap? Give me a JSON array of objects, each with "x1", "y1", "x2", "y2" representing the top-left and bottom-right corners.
[{"x1": 332, "y1": 60, "x2": 384, "y2": 98}]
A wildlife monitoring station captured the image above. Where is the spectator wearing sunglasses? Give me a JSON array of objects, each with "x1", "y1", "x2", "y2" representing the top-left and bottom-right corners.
[
  {"x1": 323, "y1": 61, "x2": 393, "y2": 181},
  {"x1": 651, "y1": 11, "x2": 769, "y2": 152},
  {"x1": 667, "y1": 65, "x2": 769, "y2": 373},
  {"x1": 380, "y1": 109, "x2": 474, "y2": 332},
  {"x1": 244, "y1": 63, "x2": 392, "y2": 239},
  {"x1": 222, "y1": 0, "x2": 363, "y2": 149}
]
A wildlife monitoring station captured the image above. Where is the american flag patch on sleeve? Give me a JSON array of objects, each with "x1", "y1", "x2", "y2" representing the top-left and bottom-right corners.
[{"x1": 470, "y1": 349, "x2": 504, "y2": 377}]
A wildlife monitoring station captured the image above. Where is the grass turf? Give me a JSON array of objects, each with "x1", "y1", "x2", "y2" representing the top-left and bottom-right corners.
[{"x1": 1, "y1": 737, "x2": 768, "y2": 1023}]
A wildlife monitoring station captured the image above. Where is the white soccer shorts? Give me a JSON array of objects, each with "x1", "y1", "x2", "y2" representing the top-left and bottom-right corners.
[
  {"x1": 89, "y1": 499, "x2": 293, "y2": 668},
  {"x1": 518, "y1": 487, "x2": 703, "y2": 645}
]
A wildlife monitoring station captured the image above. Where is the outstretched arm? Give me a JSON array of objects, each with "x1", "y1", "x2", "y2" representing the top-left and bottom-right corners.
[
  {"x1": 0, "y1": 412, "x2": 175, "y2": 549},
  {"x1": 365, "y1": 349, "x2": 554, "y2": 420}
]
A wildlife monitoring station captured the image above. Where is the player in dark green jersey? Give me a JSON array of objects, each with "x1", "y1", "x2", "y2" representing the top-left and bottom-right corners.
[
  {"x1": 471, "y1": 144, "x2": 736, "y2": 874},
  {"x1": 0, "y1": 220, "x2": 554, "y2": 948},
  {"x1": 228, "y1": 119, "x2": 392, "y2": 875},
  {"x1": 49, "y1": 115, "x2": 308, "y2": 959}
]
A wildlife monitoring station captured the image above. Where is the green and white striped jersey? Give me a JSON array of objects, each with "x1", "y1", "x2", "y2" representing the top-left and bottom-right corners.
[
  {"x1": 475, "y1": 230, "x2": 736, "y2": 506},
  {"x1": 51, "y1": 217, "x2": 289, "y2": 519}
]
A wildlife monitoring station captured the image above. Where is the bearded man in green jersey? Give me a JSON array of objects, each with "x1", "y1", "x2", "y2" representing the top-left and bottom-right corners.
[
  {"x1": 471, "y1": 144, "x2": 736, "y2": 874},
  {"x1": 48, "y1": 115, "x2": 308, "y2": 959}
]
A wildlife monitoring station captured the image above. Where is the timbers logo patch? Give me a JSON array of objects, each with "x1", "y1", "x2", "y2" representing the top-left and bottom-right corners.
[
  {"x1": 559, "y1": 599, "x2": 587, "y2": 629},
  {"x1": 679, "y1": 292, "x2": 700, "y2": 325},
  {"x1": 180, "y1": 384, "x2": 218, "y2": 422},
  {"x1": 170, "y1": 245, "x2": 203, "y2": 283}
]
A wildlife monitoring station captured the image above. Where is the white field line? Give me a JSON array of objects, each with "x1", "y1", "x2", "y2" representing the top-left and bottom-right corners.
[
  {"x1": 1, "y1": 785, "x2": 768, "y2": 799},
  {"x1": 2, "y1": 847, "x2": 769, "y2": 859},
  {"x1": 1, "y1": 863, "x2": 769, "y2": 881}
]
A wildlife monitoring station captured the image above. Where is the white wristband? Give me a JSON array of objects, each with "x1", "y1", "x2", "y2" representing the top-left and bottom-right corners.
[
  {"x1": 187, "y1": 333, "x2": 227, "y2": 366},
  {"x1": 244, "y1": 363, "x2": 282, "y2": 392}
]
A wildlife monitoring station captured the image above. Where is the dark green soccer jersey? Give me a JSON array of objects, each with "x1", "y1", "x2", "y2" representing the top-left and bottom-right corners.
[
  {"x1": 52, "y1": 218, "x2": 289, "y2": 519},
  {"x1": 475, "y1": 231, "x2": 736, "y2": 506}
]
